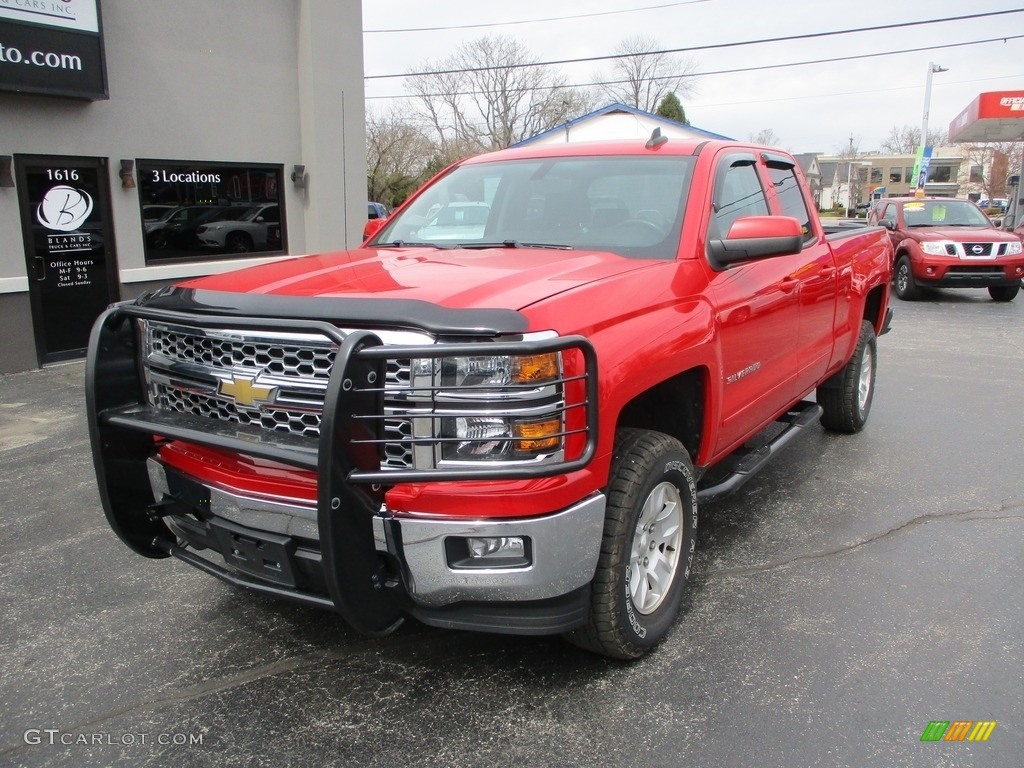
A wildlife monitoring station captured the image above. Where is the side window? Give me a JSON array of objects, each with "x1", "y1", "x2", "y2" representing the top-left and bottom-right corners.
[
  {"x1": 768, "y1": 165, "x2": 813, "y2": 242},
  {"x1": 879, "y1": 203, "x2": 898, "y2": 227},
  {"x1": 711, "y1": 161, "x2": 769, "y2": 240}
]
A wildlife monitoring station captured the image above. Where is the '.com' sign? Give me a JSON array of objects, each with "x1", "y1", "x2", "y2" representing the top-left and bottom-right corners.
[{"x1": 0, "y1": 0, "x2": 107, "y2": 99}]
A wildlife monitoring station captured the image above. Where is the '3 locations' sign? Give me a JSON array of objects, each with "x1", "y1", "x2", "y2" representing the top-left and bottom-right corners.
[{"x1": 0, "y1": 0, "x2": 108, "y2": 99}]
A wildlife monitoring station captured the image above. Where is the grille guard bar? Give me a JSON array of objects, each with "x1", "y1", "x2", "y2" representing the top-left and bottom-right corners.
[{"x1": 86, "y1": 301, "x2": 598, "y2": 635}]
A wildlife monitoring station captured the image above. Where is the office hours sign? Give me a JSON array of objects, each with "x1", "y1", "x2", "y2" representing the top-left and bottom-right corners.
[{"x1": 15, "y1": 155, "x2": 118, "y2": 363}]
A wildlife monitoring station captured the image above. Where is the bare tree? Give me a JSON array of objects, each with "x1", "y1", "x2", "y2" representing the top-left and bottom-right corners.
[
  {"x1": 599, "y1": 34, "x2": 698, "y2": 113},
  {"x1": 366, "y1": 105, "x2": 434, "y2": 208},
  {"x1": 880, "y1": 124, "x2": 948, "y2": 153},
  {"x1": 749, "y1": 128, "x2": 782, "y2": 147},
  {"x1": 405, "y1": 36, "x2": 593, "y2": 157},
  {"x1": 957, "y1": 141, "x2": 1024, "y2": 201}
]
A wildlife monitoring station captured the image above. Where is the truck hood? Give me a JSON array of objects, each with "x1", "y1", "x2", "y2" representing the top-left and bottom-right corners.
[{"x1": 177, "y1": 245, "x2": 660, "y2": 312}]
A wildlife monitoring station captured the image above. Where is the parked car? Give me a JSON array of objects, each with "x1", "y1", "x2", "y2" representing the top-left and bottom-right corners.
[
  {"x1": 868, "y1": 197, "x2": 1024, "y2": 301},
  {"x1": 196, "y1": 204, "x2": 280, "y2": 253},
  {"x1": 144, "y1": 205, "x2": 226, "y2": 251},
  {"x1": 368, "y1": 202, "x2": 389, "y2": 220},
  {"x1": 142, "y1": 204, "x2": 178, "y2": 222}
]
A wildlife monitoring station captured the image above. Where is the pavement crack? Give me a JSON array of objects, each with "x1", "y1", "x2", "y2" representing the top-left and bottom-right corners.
[{"x1": 707, "y1": 500, "x2": 1024, "y2": 578}]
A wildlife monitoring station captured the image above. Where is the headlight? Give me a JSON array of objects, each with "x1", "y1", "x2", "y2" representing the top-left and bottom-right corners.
[
  {"x1": 1005, "y1": 241, "x2": 1023, "y2": 255},
  {"x1": 441, "y1": 415, "x2": 563, "y2": 461},
  {"x1": 921, "y1": 241, "x2": 952, "y2": 256},
  {"x1": 427, "y1": 351, "x2": 564, "y2": 463},
  {"x1": 440, "y1": 352, "x2": 558, "y2": 388}
]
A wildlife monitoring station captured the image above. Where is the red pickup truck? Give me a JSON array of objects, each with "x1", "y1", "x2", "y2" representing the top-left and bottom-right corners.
[
  {"x1": 88, "y1": 138, "x2": 893, "y2": 659},
  {"x1": 867, "y1": 196, "x2": 1024, "y2": 302}
]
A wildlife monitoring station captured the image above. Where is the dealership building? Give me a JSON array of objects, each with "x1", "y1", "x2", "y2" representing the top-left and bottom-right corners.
[{"x1": 0, "y1": 0, "x2": 365, "y2": 373}]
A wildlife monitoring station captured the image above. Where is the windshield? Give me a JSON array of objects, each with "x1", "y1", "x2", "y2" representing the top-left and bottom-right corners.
[
  {"x1": 373, "y1": 155, "x2": 695, "y2": 259},
  {"x1": 902, "y1": 200, "x2": 992, "y2": 228}
]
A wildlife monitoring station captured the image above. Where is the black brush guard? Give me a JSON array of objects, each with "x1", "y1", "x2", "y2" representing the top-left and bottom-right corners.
[{"x1": 86, "y1": 301, "x2": 598, "y2": 635}]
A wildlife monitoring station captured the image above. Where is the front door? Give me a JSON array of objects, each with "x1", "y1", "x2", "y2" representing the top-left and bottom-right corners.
[
  {"x1": 15, "y1": 155, "x2": 119, "y2": 365},
  {"x1": 707, "y1": 152, "x2": 803, "y2": 454}
]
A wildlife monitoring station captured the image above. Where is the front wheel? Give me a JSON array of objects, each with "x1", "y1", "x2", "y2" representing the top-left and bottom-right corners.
[
  {"x1": 988, "y1": 284, "x2": 1019, "y2": 302},
  {"x1": 565, "y1": 429, "x2": 698, "y2": 659},
  {"x1": 818, "y1": 319, "x2": 876, "y2": 433},
  {"x1": 225, "y1": 232, "x2": 253, "y2": 253},
  {"x1": 894, "y1": 255, "x2": 920, "y2": 301}
]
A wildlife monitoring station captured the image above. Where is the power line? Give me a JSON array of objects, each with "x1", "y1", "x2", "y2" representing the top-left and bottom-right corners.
[
  {"x1": 364, "y1": 9, "x2": 1024, "y2": 80},
  {"x1": 364, "y1": 0, "x2": 712, "y2": 34},
  {"x1": 688, "y1": 72, "x2": 1024, "y2": 111},
  {"x1": 365, "y1": 34, "x2": 1024, "y2": 100}
]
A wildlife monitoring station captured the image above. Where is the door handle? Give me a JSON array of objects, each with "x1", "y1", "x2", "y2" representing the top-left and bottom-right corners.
[
  {"x1": 819, "y1": 266, "x2": 836, "y2": 279},
  {"x1": 31, "y1": 257, "x2": 47, "y2": 282},
  {"x1": 779, "y1": 277, "x2": 799, "y2": 293}
]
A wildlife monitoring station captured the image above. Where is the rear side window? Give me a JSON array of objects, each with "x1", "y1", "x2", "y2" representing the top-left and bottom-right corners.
[
  {"x1": 768, "y1": 165, "x2": 813, "y2": 242},
  {"x1": 710, "y1": 161, "x2": 768, "y2": 240}
]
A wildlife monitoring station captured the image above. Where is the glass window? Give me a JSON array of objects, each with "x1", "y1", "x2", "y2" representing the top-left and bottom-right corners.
[
  {"x1": 768, "y1": 165, "x2": 813, "y2": 241},
  {"x1": 374, "y1": 155, "x2": 695, "y2": 260},
  {"x1": 710, "y1": 162, "x2": 769, "y2": 241},
  {"x1": 136, "y1": 160, "x2": 286, "y2": 264},
  {"x1": 889, "y1": 167, "x2": 902, "y2": 183},
  {"x1": 969, "y1": 165, "x2": 984, "y2": 184},
  {"x1": 881, "y1": 203, "x2": 898, "y2": 227},
  {"x1": 870, "y1": 167, "x2": 883, "y2": 185},
  {"x1": 927, "y1": 165, "x2": 953, "y2": 183},
  {"x1": 905, "y1": 167, "x2": 914, "y2": 183}
]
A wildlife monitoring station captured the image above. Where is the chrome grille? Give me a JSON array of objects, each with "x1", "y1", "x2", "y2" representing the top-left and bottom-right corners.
[
  {"x1": 142, "y1": 321, "x2": 418, "y2": 469},
  {"x1": 961, "y1": 242, "x2": 994, "y2": 258},
  {"x1": 148, "y1": 324, "x2": 336, "y2": 380}
]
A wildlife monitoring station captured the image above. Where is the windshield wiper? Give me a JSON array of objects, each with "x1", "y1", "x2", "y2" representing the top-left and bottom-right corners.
[
  {"x1": 457, "y1": 240, "x2": 573, "y2": 250},
  {"x1": 375, "y1": 240, "x2": 448, "y2": 249}
]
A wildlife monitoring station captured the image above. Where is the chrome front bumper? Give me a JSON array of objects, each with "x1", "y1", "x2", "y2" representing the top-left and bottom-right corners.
[
  {"x1": 372, "y1": 493, "x2": 606, "y2": 607},
  {"x1": 148, "y1": 458, "x2": 605, "y2": 609}
]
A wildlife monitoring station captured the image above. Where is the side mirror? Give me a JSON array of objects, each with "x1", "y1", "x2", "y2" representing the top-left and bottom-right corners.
[
  {"x1": 708, "y1": 215, "x2": 803, "y2": 270},
  {"x1": 363, "y1": 216, "x2": 388, "y2": 242},
  {"x1": 882, "y1": 220, "x2": 896, "y2": 231}
]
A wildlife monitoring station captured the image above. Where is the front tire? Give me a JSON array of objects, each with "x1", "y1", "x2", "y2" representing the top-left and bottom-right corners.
[
  {"x1": 226, "y1": 232, "x2": 253, "y2": 253},
  {"x1": 894, "y1": 255, "x2": 920, "y2": 301},
  {"x1": 818, "y1": 319, "x2": 876, "y2": 433},
  {"x1": 565, "y1": 429, "x2": 698, "y2": 659},
  {"x1": 988, "y1": 284, "x2": 1019, "y2": 302}
]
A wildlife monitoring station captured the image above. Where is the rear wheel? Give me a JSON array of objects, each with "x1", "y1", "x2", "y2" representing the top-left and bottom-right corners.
[
  {"x1": 894, "y1": 255, "x2": 920, "y2": 301},
  {"x1": 565, "y1": 429, "x2": 698, "y2": 659},
  {"x1": 988, "y1": 284, "x2": 1019, "y2": 302},
  {"x1": 818, "y1": 320, "x2": 876, "y2": 433}
]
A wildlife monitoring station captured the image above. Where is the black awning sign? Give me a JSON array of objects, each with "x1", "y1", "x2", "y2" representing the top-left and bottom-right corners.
[{"x1": 0, "y1": 0, "x2": 107, "y2": 100}]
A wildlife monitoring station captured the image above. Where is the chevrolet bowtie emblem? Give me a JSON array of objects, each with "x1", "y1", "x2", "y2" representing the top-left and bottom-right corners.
[{"x1": 218, "y1": 374, "x2": 278, "y2": 408}]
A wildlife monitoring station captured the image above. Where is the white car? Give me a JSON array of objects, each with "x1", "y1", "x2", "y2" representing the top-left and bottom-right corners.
[{"x1": 196, "y1": 204, "x2": 280, "y2": 253}]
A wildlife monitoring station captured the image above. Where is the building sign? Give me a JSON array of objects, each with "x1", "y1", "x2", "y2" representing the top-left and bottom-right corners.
[
  {"x1": 0, "y1": 0, "x2": 107, "y2": 99},
  {"x1": 15, "y1": 155, "x2": 118, "y2": 364},
  {"x1": 136, "y1": 160, "x2": 286, "y2": 264}
]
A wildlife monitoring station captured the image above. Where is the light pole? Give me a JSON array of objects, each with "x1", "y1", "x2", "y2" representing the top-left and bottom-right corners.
[{"x1": 921, "y1": 62, "x2": 948, "y2": 154}]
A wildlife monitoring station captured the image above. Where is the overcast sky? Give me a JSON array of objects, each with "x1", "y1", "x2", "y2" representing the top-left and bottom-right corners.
[{"x1": 361, "y1": 0, "x2": 1024, "y2": 154}]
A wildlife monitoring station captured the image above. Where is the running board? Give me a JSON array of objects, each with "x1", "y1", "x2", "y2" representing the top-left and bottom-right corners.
[{"x1": 697, "y1": 401, "x2": 823, "y2": 503}]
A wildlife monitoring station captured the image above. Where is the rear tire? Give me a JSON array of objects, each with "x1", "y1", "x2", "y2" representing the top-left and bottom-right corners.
[
  {"x1": 565, "y1": 429, "x2": 698, "y2": 659},
  {"x1": 988, "y1": 284, "x2": 1019, "y2": 302},
  {"x1": 818, "y1": 320, "x2": 876, "y2": 433},
  {"x1": 894, "y1": 255, "x2": 920, "y2": 301}
]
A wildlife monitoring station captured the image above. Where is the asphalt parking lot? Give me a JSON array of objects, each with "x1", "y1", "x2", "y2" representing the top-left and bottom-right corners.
[{"x1": 1, "y1": 287, "x2": 1021, "y2": 768}]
